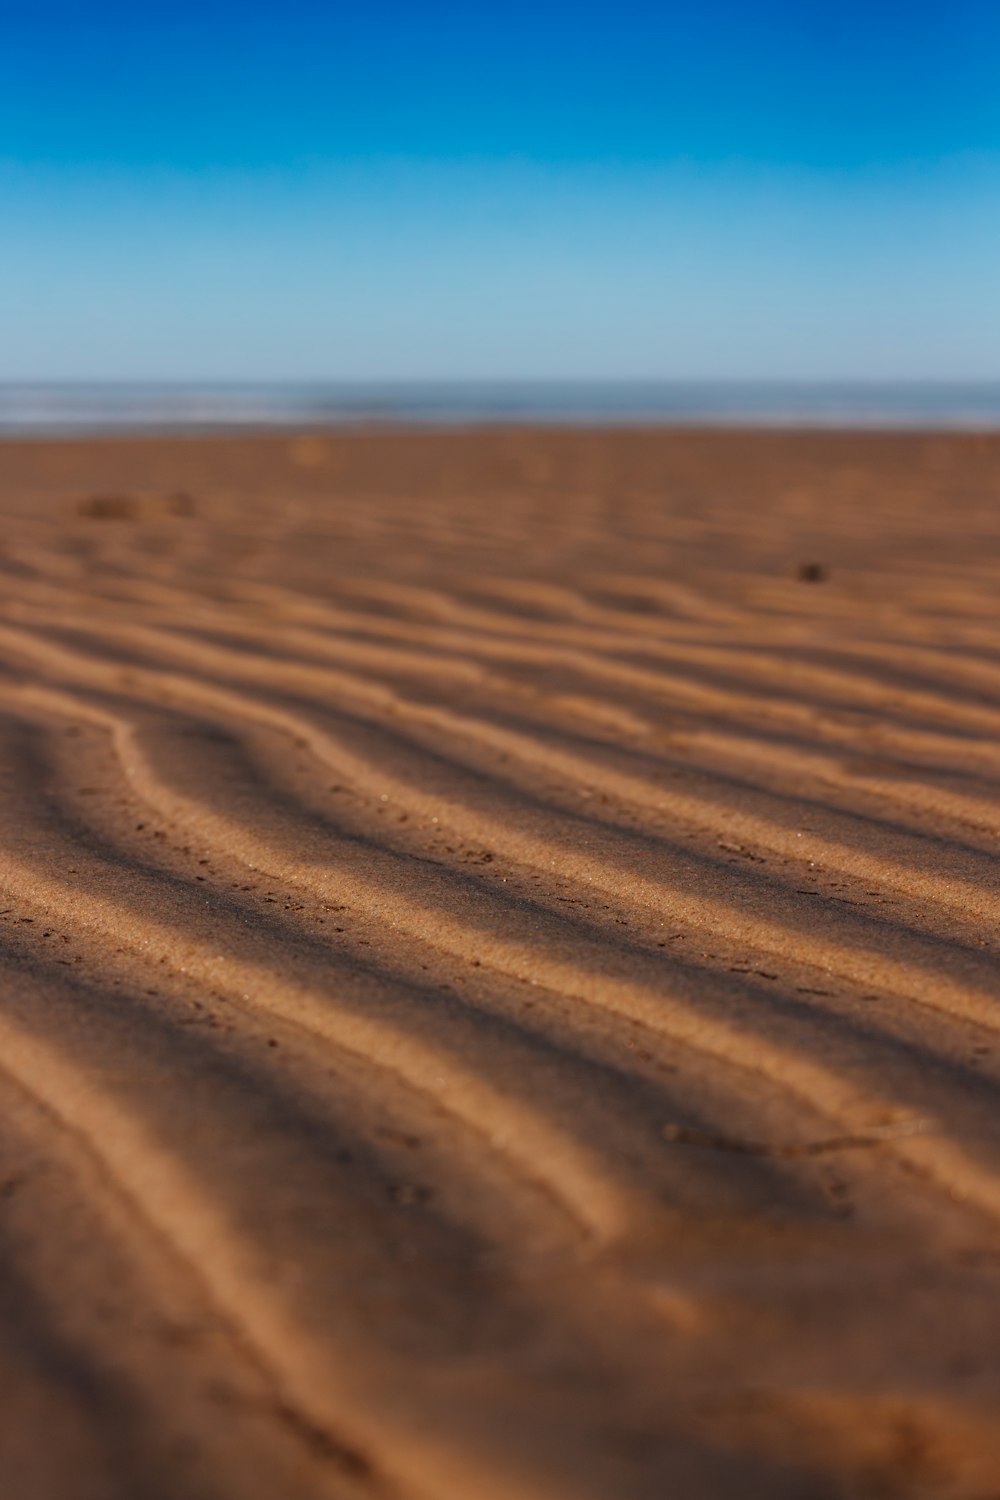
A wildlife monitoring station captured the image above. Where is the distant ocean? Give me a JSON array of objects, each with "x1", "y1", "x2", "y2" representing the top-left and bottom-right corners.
[{"x1": 2, "y1": 381, "x2": 1000, "y2": 434}]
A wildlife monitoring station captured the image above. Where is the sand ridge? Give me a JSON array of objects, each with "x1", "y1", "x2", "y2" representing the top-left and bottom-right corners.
[{"x1": 0, "y1": 427, "x2": 998, "y2": 1497}]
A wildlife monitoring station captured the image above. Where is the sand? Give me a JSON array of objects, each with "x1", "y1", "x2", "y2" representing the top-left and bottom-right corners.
[{"x1": 0, "y1": 426, "x2": 997, "y2": 1498}]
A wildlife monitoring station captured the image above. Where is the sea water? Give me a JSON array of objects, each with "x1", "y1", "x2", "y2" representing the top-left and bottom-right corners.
[{"x1": 2, "y1": 381, "x2": 1000, "y2": 434}]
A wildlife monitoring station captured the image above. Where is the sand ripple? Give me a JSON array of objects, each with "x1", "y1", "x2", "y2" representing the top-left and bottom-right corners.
[{"x1": 0, "y1": 429, "x2": 997, "y2": 1497}]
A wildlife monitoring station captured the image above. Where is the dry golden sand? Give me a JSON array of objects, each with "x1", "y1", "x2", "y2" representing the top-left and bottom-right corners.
[{"x1": 0, "y1": 427, "x2": 998, "y2": 1498}]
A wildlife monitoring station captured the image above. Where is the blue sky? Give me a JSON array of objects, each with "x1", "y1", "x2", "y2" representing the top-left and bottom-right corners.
[{"x1": 2, "y1": 1, "x2": 999, "y2": 380}]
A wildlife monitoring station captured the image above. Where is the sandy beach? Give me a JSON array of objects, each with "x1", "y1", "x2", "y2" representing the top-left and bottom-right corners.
[{"x1": 0, "y1": 425, "x2": 998, "y2": 1498}]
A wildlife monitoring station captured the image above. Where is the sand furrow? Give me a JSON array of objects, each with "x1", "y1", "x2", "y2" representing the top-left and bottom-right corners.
[
  {"x1": 288, "y1": 577, "x2": 1000, "y2": 734},
  {"x1": 7, "y1": 597, "x2": 1000, "y2": 902},
  {"x1": 0, "y1": 725, "x2": 637, "y2": 1246},
  {"x1": 0, "y1": 624, "x2": 997, "y2": 1051},
  {"x1": 15, "y1": 603, "x2": 1000, "y2": 906},
  {"x1": 11, "y1": 581, "x2": 1000, "y2": 797},
  {"x1": 0, "y1": 1005, "x2": 618, "y2": 1500},
  {"x1": 7, "y1": 691, "x2": 1000, "y2": 1246}
]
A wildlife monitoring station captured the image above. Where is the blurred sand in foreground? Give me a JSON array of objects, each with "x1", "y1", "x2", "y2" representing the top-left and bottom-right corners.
[{"x1": 0, "y1": 426, "x2": 998, "y2": 1499}]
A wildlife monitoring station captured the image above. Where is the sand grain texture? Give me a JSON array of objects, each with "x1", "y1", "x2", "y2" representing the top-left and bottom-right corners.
[{"x1": 0, "y1": 427, "x2": 998, "y2": 1498}]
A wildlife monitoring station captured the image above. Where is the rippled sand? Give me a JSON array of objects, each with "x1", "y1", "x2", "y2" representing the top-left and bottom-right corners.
[{"x1": 0, "y1": 427, "x2": 998, "y2": 1498}]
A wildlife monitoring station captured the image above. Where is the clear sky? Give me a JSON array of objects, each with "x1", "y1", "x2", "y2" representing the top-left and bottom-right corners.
[{"x1": 2, "y1": 0, "x2": 999, "y2": 380}]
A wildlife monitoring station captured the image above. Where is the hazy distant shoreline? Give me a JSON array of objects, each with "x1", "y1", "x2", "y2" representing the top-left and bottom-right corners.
[{"x1": 3, "y1": 379, "x2": 1000, "y2": 435}]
